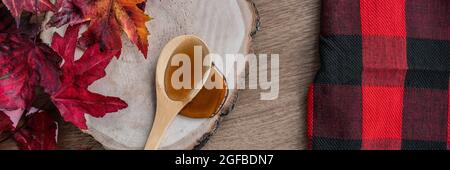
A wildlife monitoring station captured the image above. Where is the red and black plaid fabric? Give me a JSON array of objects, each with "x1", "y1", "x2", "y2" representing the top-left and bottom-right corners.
[{"x1": 307, "y1": 0, "x2": 449, "y2": 150}]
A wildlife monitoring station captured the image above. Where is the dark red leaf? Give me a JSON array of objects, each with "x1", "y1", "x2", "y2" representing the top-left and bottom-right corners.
[
  {"x1": 30, "y1": 43, "x2": 63, "y2": 94},
  {"x1": 0, "y1": 33, "x2": 61, "y2": 111},
  {"x1": 1, "y1": 0, "x2": 56, "y2": 23},
  {"x1": 1, "y1": 109, "x2": 23, "y2": 128},
  {"x1": 0, "y1": 5, "x2": 16, "y2": 32},
  {"x1": 0, "y1": 34, "x2": 38, "y2": 111},
  {"x1": 14, "y1": 111, "x2": 58, "y2": 150},
  {"x1": 0, "y1": 6, "x2": 41, "y2": 38},
  {"x1": 50, "y1": 25, "x2": 128, "y2": 129},
  {"x1": 0, "y1": 5, "x2": 62, "y2": 110},
  {"x1": 0, "y1": 111, "x2": 13, "y2": 133},
  {"x1": 47, "y1": 0, "x2": 87, "y2": 28}
]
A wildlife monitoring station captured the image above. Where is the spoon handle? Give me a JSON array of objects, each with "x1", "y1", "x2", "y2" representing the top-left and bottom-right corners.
[{"x1": 145, "y1": 107, "x2": 179, "y2": 150}]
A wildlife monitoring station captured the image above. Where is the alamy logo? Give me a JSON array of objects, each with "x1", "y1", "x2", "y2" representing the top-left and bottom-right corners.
[{"x1": 170, "y1": 46, "x2": 279, "y2": 100}]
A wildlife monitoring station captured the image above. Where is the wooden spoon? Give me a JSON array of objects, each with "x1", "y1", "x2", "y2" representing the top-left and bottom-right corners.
[{"x1": 145, "y1": 35, "x2": 213, "y2": 150}]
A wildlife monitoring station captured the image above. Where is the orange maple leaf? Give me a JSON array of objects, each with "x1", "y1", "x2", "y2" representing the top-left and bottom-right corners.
[{"x1": 50, "y1": 0, "x2": 152, "y2": 58}]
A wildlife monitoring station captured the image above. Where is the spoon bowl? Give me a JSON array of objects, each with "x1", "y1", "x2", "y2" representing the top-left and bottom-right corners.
[{"x1": 145, "y1": 35, "x2": 212, "y2": 150}]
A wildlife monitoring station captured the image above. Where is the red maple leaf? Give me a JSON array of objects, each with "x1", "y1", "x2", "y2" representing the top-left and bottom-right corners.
[
  {"x1": 14, "y1": 111, "x2": 58, "y2": 150},
  {"x1": 1, "y1": 6, "x2": 61, "y2": 131},
  {"x1": 0, "y1": 33, "x2": 61, "y2": 112},
  {"x1": 0, "y1": 5, "x2": 41, "y2": 39},
  {"x1": 0, "y1": 34, "x2": 35, "y2": 111},
  {"x1": 47, "y1": 0, "x2": 87, "y2": 28},
  {"x1": 50, "y1": 25, "x2": 128, "y2": 129},
  {"x1": 1, "y1": 0, "x2": 56, "y2": 23},
  {"x1": 49, "y1": 0, "x2": 151, "y2": 58}
]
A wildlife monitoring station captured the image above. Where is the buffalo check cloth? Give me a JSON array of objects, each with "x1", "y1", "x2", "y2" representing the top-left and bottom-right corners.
[{"x1": 307, "y1": 0, "x2": 449, "y2": 150}]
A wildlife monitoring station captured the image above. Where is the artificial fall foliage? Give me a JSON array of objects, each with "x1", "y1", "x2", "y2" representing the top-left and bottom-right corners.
[
  {"x1": 2, "y1": 0, "x2": 56, "y2": 23},
  {"x1": 0, "y1": 0, "x2": 150, "y2": 150},
  {"x1": 0, "y1": 112, "x2": 12, "y2": 133},
  {"x1": 14, "y1": 111, "x2": 58, "y2": 150},
  {"x1": 49, "y1": 0, "x2": 151, "y2": 57},
  {"x1": 50, "y1": 25, "x2": 128, "y2": 130}
]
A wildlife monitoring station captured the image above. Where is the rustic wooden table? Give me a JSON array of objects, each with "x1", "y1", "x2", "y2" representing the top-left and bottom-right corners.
[
  {"x1": 0, "y1": 0, "x2": 321, "y2": 150},
  {"x1": 203, "y1": 0, "x2": 321, "y2": 150}
]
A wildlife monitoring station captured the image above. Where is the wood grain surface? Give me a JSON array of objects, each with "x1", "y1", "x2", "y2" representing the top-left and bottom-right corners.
[
  {"x1": 0, "y1": 0, "x2": 321, "y2": 150},
  {"x1": 203, "y1": 0, "x2": 321, "y2": 150}
]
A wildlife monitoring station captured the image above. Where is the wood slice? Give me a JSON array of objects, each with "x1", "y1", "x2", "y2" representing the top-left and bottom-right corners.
[{"x1": 41, "y1": 0, "x2": 258, "y2": 150}]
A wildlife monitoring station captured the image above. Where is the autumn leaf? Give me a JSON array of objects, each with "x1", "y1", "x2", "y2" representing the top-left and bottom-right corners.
[
  {"x1": 1, "y1": 0, "x2": 136, "y2": 149},
  {"x1": 0, "y1": 34, "x2": 36, "y2": 111},
  {"x1": 0, "y1": 33, "x2": 62, "y2": 112},
  {"x1": 0, "y1": 5, "x2": 42, "y2": 38},
  {"x1": 49, "y1": 0, "x2": 151, "y2": 58},
  {"x1": 0, "y1": 9, "x2": 61, "y2": 131},
  {"x1": 1, "y1": 0, "x2": 56, "y2": 23},
  {"x1": 14, "y1": 111, "x2": 58, "y2": 150},
  {"x1": 47, "y1": 0, "x2": 86, "y2": 28},
  {"x1": 0, "y1": 34, "x2": 61, "y2": 130},
  {"x1": 0, "y1": 111, "x2": 13, "y2": 133},
  {"x1": 1, "y1": 6, "x2": 62, "y2": 94},
  {"x1": 50, "y1": 25, "x2": 128, "y2": 129},
  {"x1": 0, "y1": 5, "x2": 15, "y2": 32},
  {"x1": 0, "y1": 6, "x2": 61, "y2": 133}
]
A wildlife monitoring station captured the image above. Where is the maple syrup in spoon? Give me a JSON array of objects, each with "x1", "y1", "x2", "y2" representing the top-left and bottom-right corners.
[{"x1": 145, "y1": 35, "x2": 228, "y2": 150}]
